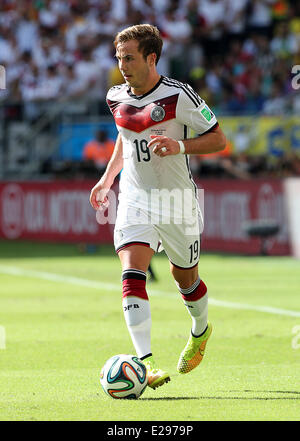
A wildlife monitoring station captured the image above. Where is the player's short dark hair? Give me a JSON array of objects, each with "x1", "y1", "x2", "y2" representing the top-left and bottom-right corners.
[{"x1": 114, "y1": 24, "x2": 163, "y2": 65}]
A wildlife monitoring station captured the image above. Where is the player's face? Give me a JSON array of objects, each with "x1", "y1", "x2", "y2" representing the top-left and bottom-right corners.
[{"x1": 116, "y1": 40, "x2": 153, "y2": 93}]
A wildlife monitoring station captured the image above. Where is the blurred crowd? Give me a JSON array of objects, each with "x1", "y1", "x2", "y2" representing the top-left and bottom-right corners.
[
  {"x1": 188, "y1": 144, "x2": 300, "y2": 180},
  {"x1": 0, "y1": 0, "x2": 299, "y2": 115},
  {"x1": 0, "y1": 0, "x2": 299, "y2": 179}
]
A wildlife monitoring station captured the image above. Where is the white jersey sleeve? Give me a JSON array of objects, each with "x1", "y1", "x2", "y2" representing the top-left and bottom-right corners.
[{"x1": 176, "y1": 87, "x2": 218, "y2": 135}]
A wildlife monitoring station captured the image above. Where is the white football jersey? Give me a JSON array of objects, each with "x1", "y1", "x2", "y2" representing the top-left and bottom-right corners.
[{"x1": 106, "y1": 75, "x2": 218, "y2": 221}]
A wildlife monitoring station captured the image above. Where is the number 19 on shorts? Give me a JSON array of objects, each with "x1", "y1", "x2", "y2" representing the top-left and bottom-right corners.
[{"x1": 189, "y1": 240, "x2": 199, "y2": 264}]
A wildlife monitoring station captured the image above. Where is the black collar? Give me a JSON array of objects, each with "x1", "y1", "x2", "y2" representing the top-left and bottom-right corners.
[{"x1": 127, "y1": 75, "x2": 163, "y2": 100}]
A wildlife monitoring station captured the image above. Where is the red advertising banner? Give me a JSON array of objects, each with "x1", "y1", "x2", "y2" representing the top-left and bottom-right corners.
[
  {"x1": 196, "y1": 179, "x2": 290, "y2": 255},
  {"x1": 0, "y1": 179, "x2": 290, "y2": 255},
  {"x1": 0, "y1": 180, "x2": 114, "y2": 243}
]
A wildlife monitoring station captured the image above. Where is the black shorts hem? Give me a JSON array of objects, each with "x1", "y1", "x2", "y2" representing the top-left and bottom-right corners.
[{"x1": 169, "y1": 260, "x2": 199, "y2": 270}]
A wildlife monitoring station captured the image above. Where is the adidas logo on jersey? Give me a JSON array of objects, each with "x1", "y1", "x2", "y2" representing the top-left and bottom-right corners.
[{"x1": 115, "y1": 109, "x2": 122, "y2": 118}]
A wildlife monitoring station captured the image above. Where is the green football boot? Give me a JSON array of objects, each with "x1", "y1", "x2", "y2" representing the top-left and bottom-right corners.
[
  {"x1": 143, "y1": 356, "x2": 171, "y2": 389},
  {"x1": 177, "y1": 322, "x2": 212, "y2": 374}
]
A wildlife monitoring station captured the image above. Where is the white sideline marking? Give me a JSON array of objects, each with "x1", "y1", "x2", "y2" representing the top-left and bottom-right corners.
[
  {"x1": 1, "y1": 264, "x2": 300, "y2": 318},
  {"x1": 207, "y1": 298, "x2": 300, "y2": 318},
  {"x1": 0, "y1": 264, "x2": 118, "y2": 291}
]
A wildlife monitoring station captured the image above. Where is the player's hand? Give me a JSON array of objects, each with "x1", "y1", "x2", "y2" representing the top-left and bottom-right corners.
[
  {"x1": 89, "y1": 178, "x2": 112, "y2": 211},
  {"x1": 147, "y1": 135, "x2": 181, "y2": 157}
]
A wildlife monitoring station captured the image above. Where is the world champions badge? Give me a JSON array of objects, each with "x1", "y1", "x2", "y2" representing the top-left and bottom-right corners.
[{"x1": 150, "y1": 105, "x2": 165, "y2": 122}]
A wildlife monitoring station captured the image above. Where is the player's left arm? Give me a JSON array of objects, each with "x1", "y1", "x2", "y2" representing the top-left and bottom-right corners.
[
  {"x1": 147, "y1": 125, "x2": 226, "y2": 157},
  {"x1": 148, "y1": 88, "x2": 226, "y2": 157}
]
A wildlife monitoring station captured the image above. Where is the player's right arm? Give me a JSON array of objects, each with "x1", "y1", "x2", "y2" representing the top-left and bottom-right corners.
[{"x1": 89, "y1": 134, "x2": 123, "y2": 210}]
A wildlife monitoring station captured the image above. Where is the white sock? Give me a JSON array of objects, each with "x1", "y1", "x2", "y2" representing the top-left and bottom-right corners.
[
  {"x1": 178, "y1": 277, "x2": 208, "y2": 336},
  {"x1": 122, "y1": 296, "x2": 152, "y2": 359}
]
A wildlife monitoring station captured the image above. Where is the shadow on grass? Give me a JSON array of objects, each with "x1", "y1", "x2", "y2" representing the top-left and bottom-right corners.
[
  {"x1": 0, "y1": 240, "x2": 168, "y2": 262},
  {"x1": 2, "y1": 240, "x2": 272, "y2": 260},
  {"x1": 232, "y1": 389, "x2": 300, "y2": 395},
  {"x1": 142, "y1": 390, "x2": 300, "y2": 401}
]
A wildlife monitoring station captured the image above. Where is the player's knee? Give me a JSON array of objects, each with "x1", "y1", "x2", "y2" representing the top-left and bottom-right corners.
[
  {"x1": 118, "y1": 245, "x2": 154, "y2": 273},
  {"x1": 170, "y1": 265, "x2": 199, "y2": 289}
]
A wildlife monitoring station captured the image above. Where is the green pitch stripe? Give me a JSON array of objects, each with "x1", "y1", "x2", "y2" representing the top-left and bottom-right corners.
[{"x1": 1, "y1": 264, "x2": 300, "y2": 318}]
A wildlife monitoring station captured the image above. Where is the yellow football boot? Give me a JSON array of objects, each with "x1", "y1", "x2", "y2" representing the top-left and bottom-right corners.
[
  {"x1": 143, "y1": 356, "x2": 171, "y2": 389},
  {"x1": 177, "y1": 322, "x2": 212, "y2": 374}
]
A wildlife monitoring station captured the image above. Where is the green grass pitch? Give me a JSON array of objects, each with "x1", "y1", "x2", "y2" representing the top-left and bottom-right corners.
[{"x1": 0, "y1": 240, "x2": 299, "y2": 421}]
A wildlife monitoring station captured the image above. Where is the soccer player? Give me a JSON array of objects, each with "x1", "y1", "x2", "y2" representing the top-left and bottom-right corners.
[{"x1": 90, "y1": 24, "x2": 226, "y2": 389}]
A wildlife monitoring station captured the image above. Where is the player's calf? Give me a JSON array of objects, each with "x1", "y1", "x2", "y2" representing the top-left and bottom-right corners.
[
  {"x1": 177, "y1": 277, "x2": 211, "y2": 373},
  {"x1": 122, "y1": 268, "x2": 152, "y2": 359}
]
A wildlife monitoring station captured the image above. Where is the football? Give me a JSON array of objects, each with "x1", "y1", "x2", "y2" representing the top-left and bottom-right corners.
[{"x1": 100, "y1": 354, "x2": 148, "y2": 399}]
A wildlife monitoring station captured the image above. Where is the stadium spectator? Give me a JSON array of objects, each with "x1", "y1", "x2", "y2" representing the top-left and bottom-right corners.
[
  {"x1": 34, "y1": 64, "x2": 64, "y2": 101},
  {"x1": 247, "y1": 0, "x2": 276, "y2": 37},
  {"x1": 197, "y1": 0, "x2": 227, "y2": 57},
  {"x1": 82, "y1": 129, "x2": 115, "y2": 173},
  {"x1": 224, "y1": 0, "x2": 248, "y2": 41},
  {"x1": 15, "y1": 7, "x2": 39, "y2": 53},
  {"x1": 270, "y1": 20, "x2": 299, "y2": 57},
  {"x1": 158, "y1": 7, "x2": 193, "y2": 77},
  {"x1": 262, "y1": 80, "x2": 288, "y2": 115},
  {"x1": 33, "y1": 37, "x2": 63, "y2": 70},
  {"x1": 0, "y1": 27, "x2": 18, "y2": 65},
  {"x1": 61, "y1": 63, "x2": 89, "y2": 98}
]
